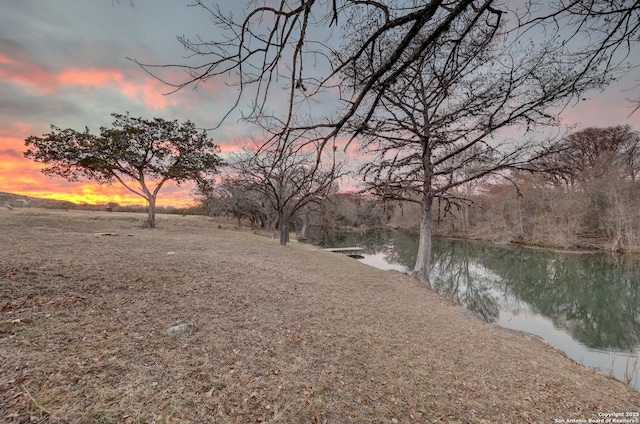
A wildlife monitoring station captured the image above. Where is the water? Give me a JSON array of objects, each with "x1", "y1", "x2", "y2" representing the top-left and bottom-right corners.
[{"x1": 309, "y1": 228, "x2": 640, "y2": 390}]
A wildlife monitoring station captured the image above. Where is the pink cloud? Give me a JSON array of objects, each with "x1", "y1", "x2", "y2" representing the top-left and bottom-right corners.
[
  {"x1": 57, "y1": 68, "x2": 123, "y2": 86},
  {"x1": 0, "y1": 54, "x2": 57, "y2": 93},
  {"x1": 0, "y1": 47, "x2": 185, "y2": 110},
  {"x1": 57, "y1": 67, "x2": 181, "y2": 109}
]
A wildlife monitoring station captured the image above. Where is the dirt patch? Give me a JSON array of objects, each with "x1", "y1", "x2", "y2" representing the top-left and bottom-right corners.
[{"x1": 1, "y1": 209, "x2": 638, "y2": 423}]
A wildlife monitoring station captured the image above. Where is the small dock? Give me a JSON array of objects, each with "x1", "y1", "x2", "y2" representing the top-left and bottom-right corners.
[{"x1": 323, "y1": 247, "x2": 364, "y2": 255}]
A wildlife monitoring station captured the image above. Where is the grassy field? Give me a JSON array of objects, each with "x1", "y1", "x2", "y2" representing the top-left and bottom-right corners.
[{"x1": 1, "y1": 209, "x2": 639, "y2": 423}]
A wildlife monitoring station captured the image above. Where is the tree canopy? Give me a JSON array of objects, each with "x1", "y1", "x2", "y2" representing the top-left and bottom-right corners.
[
  {"x1": 542, "y1": 125, "x2": 640, "y2": 186},
  {"x1": 25, "y1": 113, "x2": 224, "y2": 228},
  {"x1": 135, "y1": 0, "x2": 639, "y2": 139}
]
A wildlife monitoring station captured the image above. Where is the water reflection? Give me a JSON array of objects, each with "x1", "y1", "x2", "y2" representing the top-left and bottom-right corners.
[
  {"x1": 430, "y1": 238, "x2": 500, "y2": 323},
  {"x1": 309, "y1": 227, "x2": 640, "y2": 388},
  {"x1": 478, "y1": 245, "x2": 640, "y2": 351}
]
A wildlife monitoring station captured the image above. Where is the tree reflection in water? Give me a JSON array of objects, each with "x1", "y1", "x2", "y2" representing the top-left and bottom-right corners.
[
  {"x1": 478, "y1": 245, "x2": 640, "y2": 352},
  {"x1": 431, "y1": 238, "x2": 640, "y2": 352},
  {"x1": 428, "y1": 238, "x2": 500, "y2": 323}
]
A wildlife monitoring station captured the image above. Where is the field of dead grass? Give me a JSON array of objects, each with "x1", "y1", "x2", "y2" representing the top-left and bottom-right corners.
[{"x1": 1, "y1": 209, "x2": 639, "y2": 423}]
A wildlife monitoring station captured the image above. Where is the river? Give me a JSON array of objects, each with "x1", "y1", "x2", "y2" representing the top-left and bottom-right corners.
[{"x1": 308, "y1": 228, "x2": 640, "y2": 390}]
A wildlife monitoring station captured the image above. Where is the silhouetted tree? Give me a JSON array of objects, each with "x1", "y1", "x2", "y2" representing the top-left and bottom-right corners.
[{"x1": 25, "y1": 113, "x2": 223, "y2": 228}]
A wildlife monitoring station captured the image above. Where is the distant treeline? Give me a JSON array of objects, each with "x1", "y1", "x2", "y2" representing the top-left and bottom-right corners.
[{"x1": 0, "y1": 192, "x2": 188, "y2": 215}]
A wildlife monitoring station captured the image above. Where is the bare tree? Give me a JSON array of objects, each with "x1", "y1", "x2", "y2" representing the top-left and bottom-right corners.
[
  {"x1": 463, "y1": 124, "x2": 640, "y2": 252},
  {"x1": 342, "y1": 2, "x2": 610, "y2": 283},
  {"x1": 538, "y1": 125, "x2": 640, "y2": 248},
  {"x1": 216, "y1": 140, "x2": 343, "y2": 245},
  {"x1": 206, "y1": 178, "x2": 272, "y2": 227},
  {"x1": 129, "y1": 0, "x2": 638, "y2": 278},
  {"x1": 517, "y1": 1, "x2": 640, "y2": 114},
  {"x1": 542, "y1": 125, "x2": 640, "y2": 186}
]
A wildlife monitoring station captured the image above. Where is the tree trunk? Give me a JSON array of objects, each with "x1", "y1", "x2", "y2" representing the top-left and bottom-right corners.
[
  {"x1": 279, "y1": 213, "x2": 289, "y2": 246},
  {"x1": 300, "y1": 206, "x2": 309, "y2": 240},
  {"x1": 146, "y1": 196, "x2": 156, "y2": 228},
  {"x1": 412, "y1": 193, "x2": 434, "y2": 286},
  {"x1": 269, "y1": 215, "x2": 278, "y2": 239}
]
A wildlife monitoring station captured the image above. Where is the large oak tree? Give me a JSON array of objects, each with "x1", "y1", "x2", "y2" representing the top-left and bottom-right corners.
[
  {"x1": 341, "y1": 3, "x2": 612, "y2": 283},
  {"x1": 25, "y1": 113, "x2": 224, "y2": 228}
]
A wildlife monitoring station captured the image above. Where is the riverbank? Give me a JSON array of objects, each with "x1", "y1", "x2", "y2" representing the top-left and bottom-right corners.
[
  {"x1": 432, "y1": 225, "x2": 633, "y2": 255},
  {"x1": 1, "y1": 210, "x2": 639, "y2": 423}
]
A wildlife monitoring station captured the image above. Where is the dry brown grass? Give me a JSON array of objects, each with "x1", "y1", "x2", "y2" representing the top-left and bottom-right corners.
[{"x1": 1, "y1": 209, "x2": 639, "y2": 423}]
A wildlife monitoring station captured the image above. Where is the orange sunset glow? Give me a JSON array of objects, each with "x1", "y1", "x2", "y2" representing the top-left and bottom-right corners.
[
  {"x1": 2, "y1": 113, "x2": 211, "y2": 209},
  {"x1": 2, "y1": 1, "x2": 636, "y2": 211},
  {"x1": 1, "y1": 31, "x2": 234, "y2": 209},
  {"x1": 9, "y1": 183, "x2": 198, "y2": 208},
  {"x1": 2, "y1": 150, "x2": 199, "y2": 208},
  {"x1": 58, "y1": 68, "x2": 181, "y2": 110},
  {"x1": 2, "y1": 118, "x2": 231, "y2": 208},
  {"x1": 2, "y1": 123, "x2": 205, "y2": 208}
]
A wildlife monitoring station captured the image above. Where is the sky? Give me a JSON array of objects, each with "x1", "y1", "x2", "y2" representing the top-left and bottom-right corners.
[
  {"x1": 1, "y1": 1, "x2": 246, "y2": 207},
  {"x1": 1, "y1": 1, "x2": 639, "y2": 207}
]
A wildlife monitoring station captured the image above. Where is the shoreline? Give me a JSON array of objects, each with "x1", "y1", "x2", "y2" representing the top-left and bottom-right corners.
[{"x1": 316, "y1": 223, "x2": 639, "y2": 256}]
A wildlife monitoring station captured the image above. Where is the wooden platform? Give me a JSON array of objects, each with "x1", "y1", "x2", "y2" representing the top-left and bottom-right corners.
[{"x1": 323, "y1": 247, "x2": 364, "y2": 255}]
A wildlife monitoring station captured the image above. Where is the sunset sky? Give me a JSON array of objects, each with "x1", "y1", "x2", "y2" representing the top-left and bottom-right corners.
[{"x1": 1, "y1": 1, "x2": 639, "y2": 207}]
